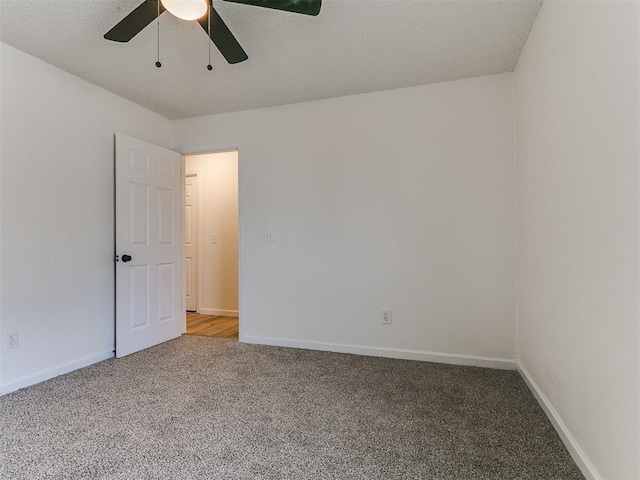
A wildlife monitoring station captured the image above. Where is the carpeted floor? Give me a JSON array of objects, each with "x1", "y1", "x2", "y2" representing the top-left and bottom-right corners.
[{"x1": 0, "y1": 336, "x2": 583, "y2": 479}]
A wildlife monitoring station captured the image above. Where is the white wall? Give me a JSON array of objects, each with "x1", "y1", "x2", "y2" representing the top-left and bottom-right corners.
[
  {"x1": 0, "y1": 43, "x2": 174, "y2": 392},
  {"x1": 185, "y1": 151, "x2": 239, "y2": 315},
  {"x1": 176, "y1": 73, "x2": 517, "y2": 364},
  {"x1": 514, "y1": 2, "x2": 640, "y2": 479}
]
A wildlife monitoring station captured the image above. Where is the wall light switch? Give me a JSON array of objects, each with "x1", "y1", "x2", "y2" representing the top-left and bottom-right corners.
[
  {"x1": 211, "y1": 234, "x2": 218, "y2": 244},
  {"x1": 267, "y1": 230, "x2": 275, "y2": 242}
]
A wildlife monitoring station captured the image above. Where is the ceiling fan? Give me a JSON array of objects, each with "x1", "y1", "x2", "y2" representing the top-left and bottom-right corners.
[{"x1": 104, "y1": 0, "x2": 322, "y2": 65}]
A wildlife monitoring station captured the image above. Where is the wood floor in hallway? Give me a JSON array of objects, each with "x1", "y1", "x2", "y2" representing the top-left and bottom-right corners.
[{"x1": 186, "y1": 312, "x2": 239, "y2": 340}]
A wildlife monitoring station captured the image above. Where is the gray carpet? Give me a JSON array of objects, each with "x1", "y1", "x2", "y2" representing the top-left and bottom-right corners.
[{"x1": 0, "y1": 336, "x2": 583, "y2": 479}]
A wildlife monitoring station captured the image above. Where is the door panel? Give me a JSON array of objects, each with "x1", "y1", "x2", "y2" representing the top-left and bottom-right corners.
[
  {"x1": 158, "y1": 263, "x2": 175, "y2": 322},
  {"x1": 158, "y1": 188, "x2": 174, "y2": 245},
  {"x1": 129, "y1": 265, "x2": 149, "y2": 329},
  {"x1": 116, "y1": 134, "x2": 184, "y2": 358},
  {"x1": 130, "y1": 183, "x2": 149, "y2": 245}
]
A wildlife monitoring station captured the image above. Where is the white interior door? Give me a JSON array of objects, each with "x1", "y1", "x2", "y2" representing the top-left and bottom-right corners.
[
  {"x1": 185, "y1": 174, "x2": 198, "y2": 311},
  {"x1": 115, "y1": 133, "x2": 184, "y2": 358}
]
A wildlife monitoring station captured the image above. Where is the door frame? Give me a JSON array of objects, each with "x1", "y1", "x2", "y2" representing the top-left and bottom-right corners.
[
  {"x1": 185, "y1": 171, "x2": 200, "y2": 313},
  {"x1": 180, "y1": 144, "x2": 243, "y2": 340}
]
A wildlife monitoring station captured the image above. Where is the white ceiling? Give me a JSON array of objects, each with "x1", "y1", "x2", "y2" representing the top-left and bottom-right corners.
[{"x1": 0, "y1": 0, "x2": 541, "y2": 119}]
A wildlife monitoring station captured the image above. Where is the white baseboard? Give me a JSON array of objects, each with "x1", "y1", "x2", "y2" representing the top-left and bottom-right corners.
[
  {"x1": 0, "y1": 349, "x2": 114, "y2": 396},
  {"x1": 516, "y1": 361, "x2": 601, "y2": 480},
  {"x1": 198, "y1": 308, "x2": 239, "y2": 317},
  {"x1": 241, "y1": 335, "x2": 516, "y2": 370}
]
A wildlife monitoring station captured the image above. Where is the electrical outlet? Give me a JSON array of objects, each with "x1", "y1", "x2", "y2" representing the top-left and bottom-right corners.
[
  {"x1": 382, "y1": 310, "x2": 392, "y2": 325},
  {"x1": 6, "y1": 332, "x2": 19, "y2": 349}
]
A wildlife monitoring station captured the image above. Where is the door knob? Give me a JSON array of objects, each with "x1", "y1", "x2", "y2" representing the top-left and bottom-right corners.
[{"x1": 121, "y1": 254, "x2": 132, "y2": 263}]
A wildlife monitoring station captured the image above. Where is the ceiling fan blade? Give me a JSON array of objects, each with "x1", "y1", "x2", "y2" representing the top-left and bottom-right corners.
[
  {"x1": 104, "y1": 0, "x2": 165, "y2": 42},
  {"x1": 197, "y1": 7, "x2": 248, "y2": 64},
  {"x1": 222, "y1": 0, "x2": 321, "y2": 16}
]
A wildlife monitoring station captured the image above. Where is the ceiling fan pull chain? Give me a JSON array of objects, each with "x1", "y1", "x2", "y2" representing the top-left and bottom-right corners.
[
  {"x1": 206, "y1": 2, "x2": 213, "y2": 71},
  {"x1": 155, "y1": 0, "x2": 162, "y2": 68}
]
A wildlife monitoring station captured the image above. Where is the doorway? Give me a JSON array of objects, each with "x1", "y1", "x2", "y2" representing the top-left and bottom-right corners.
[{"x1": 183, "y1": 150, "x2": 239, "y2": 340}]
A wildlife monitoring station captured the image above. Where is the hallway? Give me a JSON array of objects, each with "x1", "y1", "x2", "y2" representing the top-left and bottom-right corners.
[{"x1": 186, "y1": 313, "x2": 239, "y2": 341}]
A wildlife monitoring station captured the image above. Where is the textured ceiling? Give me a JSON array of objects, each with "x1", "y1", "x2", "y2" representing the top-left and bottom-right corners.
[{"x1": 0, "y1": 0, "x2": 541, "y2": 119}]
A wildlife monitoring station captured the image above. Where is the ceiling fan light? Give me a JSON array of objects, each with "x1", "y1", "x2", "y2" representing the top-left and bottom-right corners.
[{"x1": 161, "y1": 0, "x2": 208, "y2": 21}]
